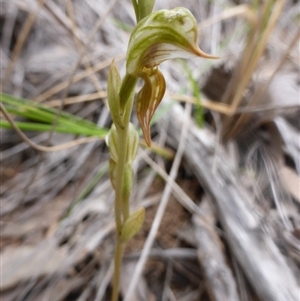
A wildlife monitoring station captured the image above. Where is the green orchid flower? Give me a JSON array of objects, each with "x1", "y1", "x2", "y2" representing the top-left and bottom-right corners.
[
  {"x1": 106, "y1": 5, "x2": 220, "y2": 300},
  {"x1": 123, "y1": 7, "x2": 218, "y2": 146}
]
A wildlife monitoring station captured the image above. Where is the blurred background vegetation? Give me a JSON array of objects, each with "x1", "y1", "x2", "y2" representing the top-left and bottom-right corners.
[{"x1": 1, "y1": 0, "x2": 299, "y2": 300}]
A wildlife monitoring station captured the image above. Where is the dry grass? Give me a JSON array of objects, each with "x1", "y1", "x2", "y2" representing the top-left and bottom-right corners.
[{"x1": 1, "y1": 0, "x2": 299, "y2": 300}]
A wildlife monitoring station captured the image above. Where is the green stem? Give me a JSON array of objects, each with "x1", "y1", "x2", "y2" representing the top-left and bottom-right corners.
[
  {"x1": 113, "y1": 82, "x2": 136, "y2": 230},
  {"x1": 119, "y1": 73, "x2": 138, "y2": 112},
  {"x1": 111, "y1": 239, "x2": 124, "y2": 301},
  {"x1": 111, "y1": 73, "x2": 137, "y2": 301},
  {"x1": 114, "y1": 125, "x2": 129, "y2": 231},
  {"x1": 121, "y1": 94, "x2": 135, "y2": 223}
]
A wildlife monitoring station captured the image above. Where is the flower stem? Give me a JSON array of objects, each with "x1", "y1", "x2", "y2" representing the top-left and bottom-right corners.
[
  {"x1": 111, "y1": 125, "x2": 128, "y2": 301},
  {"x1": 119, "y1": 74, "x2": 137, "y2": 112},
  {"x1": 115, "y1": 126, "x2": 129, "y2": 230},
  {"x1": 111, "y1": 76, "x2": 137, "y2": 301},
  {"x1": 111, "y1": 239, "x2": 124, "y2": 301}
]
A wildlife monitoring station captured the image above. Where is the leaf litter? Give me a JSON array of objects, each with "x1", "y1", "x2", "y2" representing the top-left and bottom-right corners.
[{"x1": 1, "y1": 0, "x2": 299, "y2": 300}]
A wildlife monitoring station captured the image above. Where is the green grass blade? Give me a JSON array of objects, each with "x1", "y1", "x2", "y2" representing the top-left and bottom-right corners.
[
  {"x1": 0, "y1": 120, "x2": 107, "y2": 137},
  {"x1": 1, "y1": 93, "x2": 108, "y2": 137}
]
